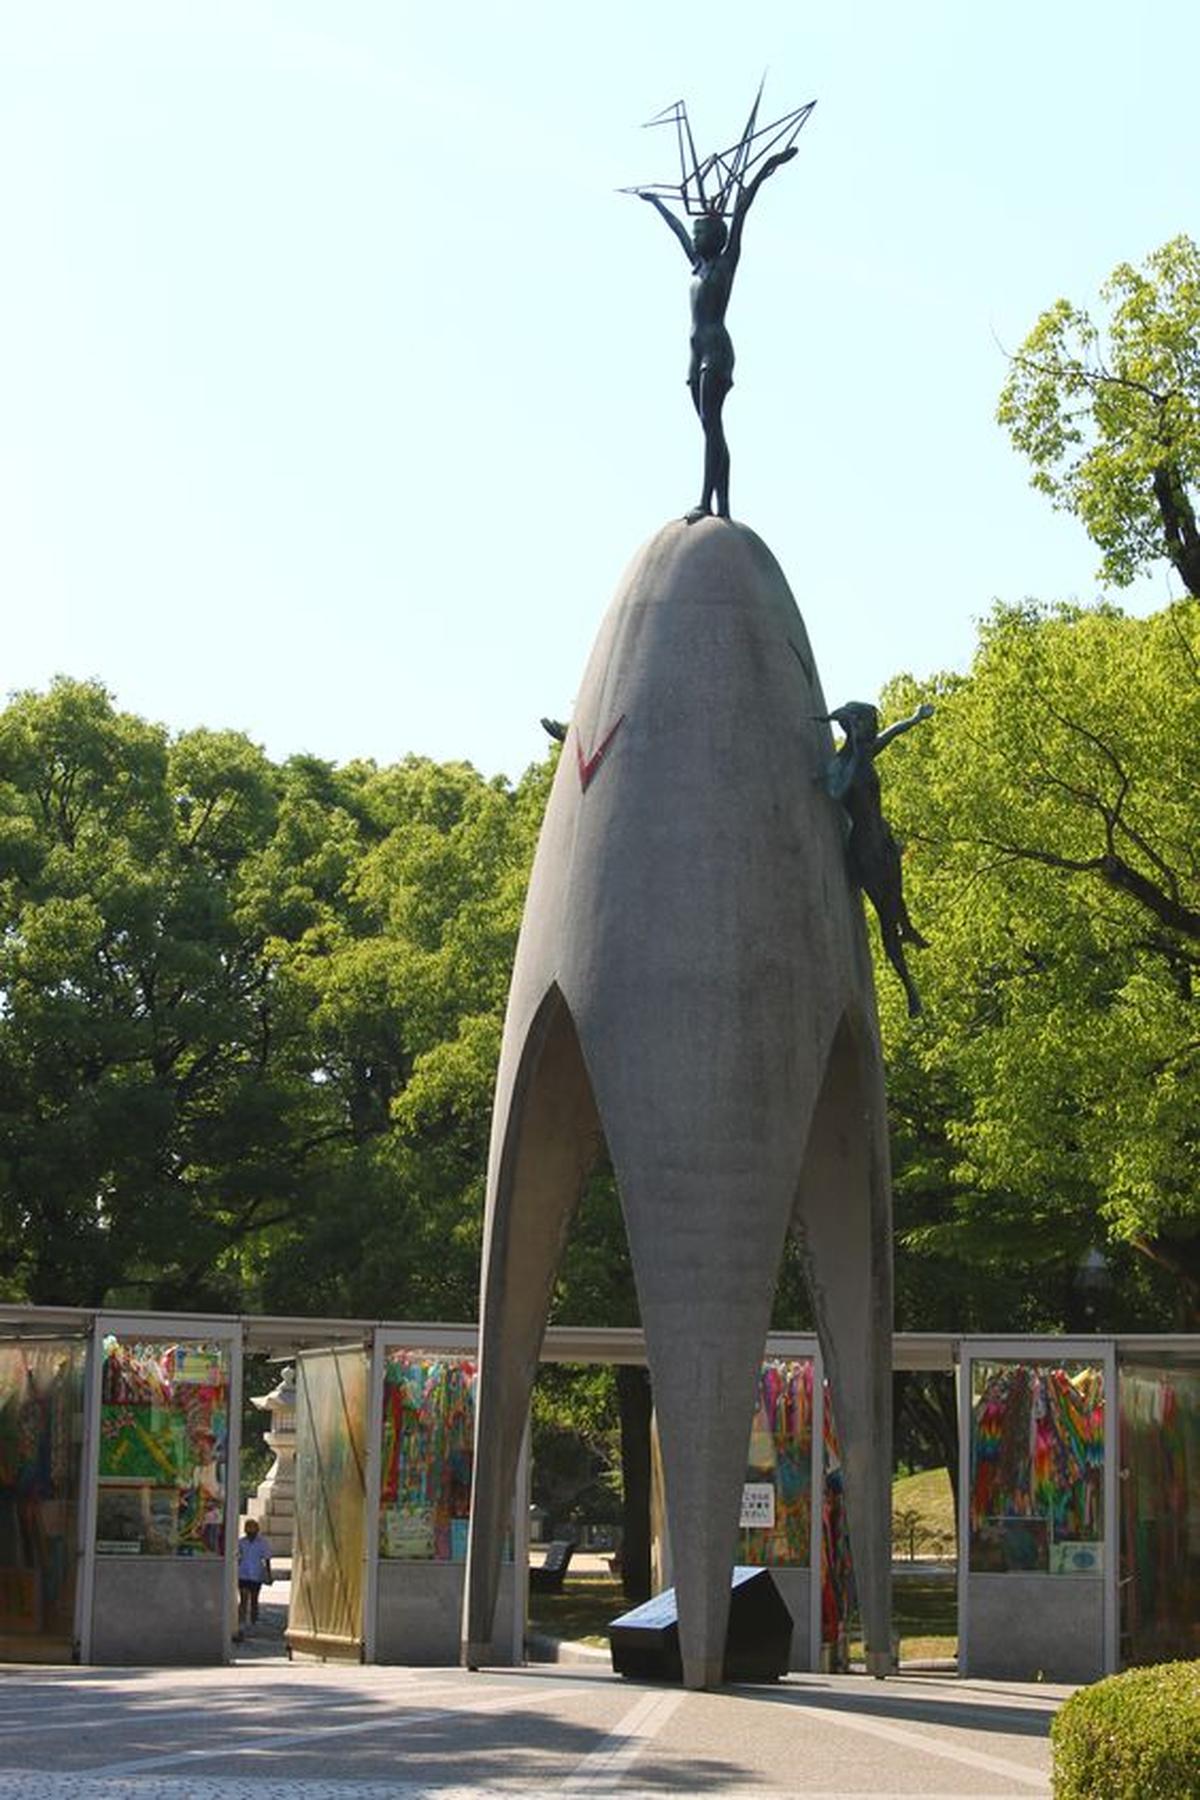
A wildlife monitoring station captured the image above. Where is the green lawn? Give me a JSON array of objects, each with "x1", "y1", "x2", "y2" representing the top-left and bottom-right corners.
[
  {"x1": 892, "y1": 1465, "x2": 956, "y2": 1560},
  {"x1": 529, "y1": 1566, "x2": 957, "y2": 1661},
  {"x1": 529, "y1": 1575, "x2": 625, "y2": 1649},
  {"x1": 530, "y1": 1467, "x2": 960, "y2": 1660},
  {"x1": 863, "y1": 1570, "x2": 957, "y2": 1662}
]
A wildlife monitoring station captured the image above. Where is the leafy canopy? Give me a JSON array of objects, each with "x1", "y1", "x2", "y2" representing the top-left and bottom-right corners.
[
  {"x1": 876, "y1": 598, "x2": 1200, "y2": 1325},
  {"x1": 0, "y1": 677, "x2": 550, "y2": 1317},
  {"x1": 998, "y1": 235, "x2": 1200, "y2": 596}
]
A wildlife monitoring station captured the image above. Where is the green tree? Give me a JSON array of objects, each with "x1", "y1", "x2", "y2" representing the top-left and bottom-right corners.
[
  {"x1": 0, "y1": 680, "x2": 327, "y2": 1304},
  {"x1": 246, "y1": 752, "x2": 551, "y2": 1319},
  {"x1": 876, "y1": 599, "x2": 1200, "y2": 1324},
  {"x1": 998, "y1": 235, "x2": 1200, "y2": 596},
  {"x1": 0, "y1": 679, "x2": 553, "y2": 1317}
]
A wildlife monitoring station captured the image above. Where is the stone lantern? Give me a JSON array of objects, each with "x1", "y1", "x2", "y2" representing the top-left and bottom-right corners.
[{"x1": 246, "y1": 1364, "x2": 296, "y2": 1558}]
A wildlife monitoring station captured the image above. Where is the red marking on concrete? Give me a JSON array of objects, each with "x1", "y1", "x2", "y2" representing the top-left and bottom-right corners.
[{"x1": 575, "y1": 715, "x2": 625, "y2": 791}]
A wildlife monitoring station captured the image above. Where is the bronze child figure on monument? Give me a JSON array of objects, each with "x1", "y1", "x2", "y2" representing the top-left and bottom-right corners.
[
  {"x1": 629, "y1": 92, "x2": 814, "y2": 521},
  {"x1": 821, "y1": 700, "x2": 934, "y2": 1017}
]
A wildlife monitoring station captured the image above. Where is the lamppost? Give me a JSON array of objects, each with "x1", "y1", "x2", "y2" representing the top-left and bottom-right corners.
[{"x1": 1076, "y1": 1247, "x2": 1110, "y2": 1330}]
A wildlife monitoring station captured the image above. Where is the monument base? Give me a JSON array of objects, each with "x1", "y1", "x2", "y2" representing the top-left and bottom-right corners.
[{"x1": 608, "y1": 1566, "x2": 793, "y2": 1685}]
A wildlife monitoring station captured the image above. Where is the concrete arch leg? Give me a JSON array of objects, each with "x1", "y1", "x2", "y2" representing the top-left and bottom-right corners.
[
  {"x1": 619, "y1": 1159, "x2": 803, "y2": 1689},
  {"x1": 462, "y1": 986, "x2": 600, "y2": 1667},
  {"x1": 792, "y1": 1012, "x2": 894, "y2": 1674}
]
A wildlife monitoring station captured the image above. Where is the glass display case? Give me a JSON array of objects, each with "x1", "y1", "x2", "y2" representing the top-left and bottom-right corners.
[
  {"x1": 87, "y1": 1323, "x2": 239, "y2": 1664},
  {"x1": 95, "y1": 1336, "x2": 229, "y2": 1558},
  {"x1": 624, "y1": 1347, "x2": 816, "y2": 1670},
  {"x1": 969, "y1": 1360, "x2": 1105, "y2": 1576},
  {"x1": 738, "y1": 1358, "x2": 813, "y2": 1568},
  {"x1": 820, "y1": 1387, "x2": 855, "y2": 1668},
  {"x1": 378, "y1": 1351, "x2": 476, "y2": 1564},
  {"x1": 1119, "y1": 1355, "x2": 1200, "y2": 1666},
  {"x1": 287, "y1": 1344, "x2": 369, "y2": 1661},
  {"x1": 371, "y1": 1340, "x2": 521, "y2": 1665},
  {"x1": 960, "y1": 1344, "x2": 1114, "y2": 1682},
  {"x1": 0, "y1": 1334, "x2": 87, "y2": 1661}
]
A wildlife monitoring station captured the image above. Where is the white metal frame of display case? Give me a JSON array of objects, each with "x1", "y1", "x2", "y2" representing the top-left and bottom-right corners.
[
  {"x1": 14, "y1": 1306, "x2": 1199, "y2": 1677},
  {"x1": 798, "y1": 1339, "x2": 827, "y2": 1670},
  {"x1": 363, "y1": 1334, "x2": 383, "y2": 1664},
  {"x1": 74, "y1": 1317, "x2": 102, "y2": 1663},
  {"x1": 78, "y1": 1312, "x2": 243, "y2": 1665},
  {"x1": 0, "y1": 1309, "x2": 841, "y2": 1673},
  {"x1": 366, "y1": 1329, "x2": 528, "y2": 1667},
  {"x1": 957, "y1": 1335, "x2": 1118, "y2": 1681},
  {"x1": 807, "y1": 1340, "x2": 826, "y2": 1670},
  {"x1": 745, "y1": 1336, "x2": 824, "y2": 1673}
]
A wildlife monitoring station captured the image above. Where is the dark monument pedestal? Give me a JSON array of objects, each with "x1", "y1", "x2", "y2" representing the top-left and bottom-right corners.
[{"x1": 608, "y1": 1565, "x2": 793, "y2": 1683}]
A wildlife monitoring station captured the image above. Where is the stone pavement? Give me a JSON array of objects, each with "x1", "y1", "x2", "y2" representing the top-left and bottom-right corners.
[{"x1": 0, "y1": 1659, "x2": 1066, "y2": 1798}]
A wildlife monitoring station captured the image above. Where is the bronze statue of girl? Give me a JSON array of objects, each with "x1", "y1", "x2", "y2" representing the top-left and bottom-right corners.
[{"x1": 637, "y1": 145, "x2": 798, "y2": 521}]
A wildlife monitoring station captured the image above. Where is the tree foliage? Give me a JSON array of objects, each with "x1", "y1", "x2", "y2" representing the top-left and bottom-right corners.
[
  {"x1": 876, "y1": 598, "x2": 1200, "y2": 1325},
  {"x1": 998, "y1": 235, "x2": 1200, "y2": 597},
  {"x1": 0, "y1": 678, "x2": 548, "y2": 1316},
  {"x1": 7, "y1": 588, "x2": 1200, "y2": 1346}
]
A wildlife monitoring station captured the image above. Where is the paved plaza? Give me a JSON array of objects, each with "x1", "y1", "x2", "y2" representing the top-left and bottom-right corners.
[{"x1": 0, "y1": 1658, "x2": 1065, "y2": 1799}]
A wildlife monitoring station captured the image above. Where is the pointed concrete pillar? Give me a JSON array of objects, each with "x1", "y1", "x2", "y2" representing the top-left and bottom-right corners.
[{"x1": 464, "y1": 518, "x2": 892, "y2": 1685}]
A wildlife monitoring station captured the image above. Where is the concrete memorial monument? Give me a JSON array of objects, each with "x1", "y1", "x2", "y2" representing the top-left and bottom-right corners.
[{"x1": 465, "y1": 92, "x2": 897, "y2": 1689}]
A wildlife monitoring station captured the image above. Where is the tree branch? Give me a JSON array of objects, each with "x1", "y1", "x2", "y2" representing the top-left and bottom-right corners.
[
  {"x1": 1097, "y1": 853, "x2": 1200, "y2": 939},
  {"x1": 1131, "y1": 1235, "x2": 1200, "y2": 1321},
  {"x1": 1152, "y1": 464, "x2": 1200, "y2": 598},
  {"x1": 1021, "y1": 682, "x2": 1183, "y2": 895},
  {"x1": 1008, "y1": 346, "x2": 1177, "y2": 410},
  {"x1": 958, "y1": 834, "x2": 1200, "y2": 940}
]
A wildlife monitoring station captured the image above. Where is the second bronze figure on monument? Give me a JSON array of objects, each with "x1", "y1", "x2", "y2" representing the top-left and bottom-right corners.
[{"x1": 821, "y1": 701, "x2": 935, "y2": 1017}]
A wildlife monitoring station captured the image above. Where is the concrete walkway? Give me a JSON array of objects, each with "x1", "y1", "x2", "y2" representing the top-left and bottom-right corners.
[{"x1": 0, "y1": 1658, "x2": 1066, "y2": 1798}]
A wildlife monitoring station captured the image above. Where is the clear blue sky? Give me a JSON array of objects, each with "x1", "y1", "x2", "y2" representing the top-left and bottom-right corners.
[{"x1": 2, "y1": 1, "x2": 1194, "y2": 780}]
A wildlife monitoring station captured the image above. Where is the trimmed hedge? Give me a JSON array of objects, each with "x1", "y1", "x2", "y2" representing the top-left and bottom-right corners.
[{"x1": 1051, "y1": 1660, "x2": 1200, "y2": 1799}]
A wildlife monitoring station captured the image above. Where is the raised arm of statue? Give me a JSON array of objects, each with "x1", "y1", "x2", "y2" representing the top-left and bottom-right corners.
[
  {"x1": 872, "y1": 702, "x2": 934, "y2": 757},
  {"x1": 725, "y1": 145, "x2": 798, "y2": 268},
  {"x1": 639, "y1": 190, "x2": 698, "y2": 263}
]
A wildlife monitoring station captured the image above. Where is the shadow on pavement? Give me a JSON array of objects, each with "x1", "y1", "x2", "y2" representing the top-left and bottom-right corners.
[
  {"x1": 740, "y1": 1674, "x2": 1059, "y2": 1739},
  {"x1": 0, "y1": 1670, "x2": 757, "y2": 1794}
]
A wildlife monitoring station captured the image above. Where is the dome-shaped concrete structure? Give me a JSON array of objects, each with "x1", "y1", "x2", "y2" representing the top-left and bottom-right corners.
[{"x1": 464, "y1": 518, "x2": 893, "y2": 1688}]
